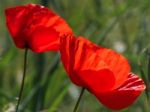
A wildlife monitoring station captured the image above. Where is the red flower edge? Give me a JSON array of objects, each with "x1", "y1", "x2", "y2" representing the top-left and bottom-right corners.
[
  {"x1": 92, "y1": 73, "x2": 146, "y2": 110},
  {"x1": 5, "y1": 4, "x2": 72, "y2": 52}
]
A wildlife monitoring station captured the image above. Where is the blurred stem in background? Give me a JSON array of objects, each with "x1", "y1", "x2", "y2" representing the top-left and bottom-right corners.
[
  {"x1": 32, "y1": 53, "x2": 45, "y2": 111},
  {"x1": 112, "y1": 0, "x2": 131, "y2": 53},
  {"x1": 31, "y1": 53, "x2": 60, "y2": 111},
  {"x1": 41, "y1": 54, "x2": 60, "y2": 107},
  {"x1": 138, "y1": 47, "x2": 150, "y2": 103}
]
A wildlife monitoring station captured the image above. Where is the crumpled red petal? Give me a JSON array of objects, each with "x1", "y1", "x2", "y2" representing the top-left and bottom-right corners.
[
  {"x1": 60, "y1": 35, "x2": 130, "y2": 92},
  {"x1": 5, "y1": 4, "x2": 72, "y2": 52},
  {"x1": 60, "y1": 35, "x2": 86, "y2": 86},
  {"x1": 92, "y1": 73, "x2": 146, "y2": 110}
]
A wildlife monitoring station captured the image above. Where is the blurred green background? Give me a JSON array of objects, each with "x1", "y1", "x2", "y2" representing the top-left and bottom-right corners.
[{"x1": 0, "y1": 0, "x2": 150, "y2": 112}]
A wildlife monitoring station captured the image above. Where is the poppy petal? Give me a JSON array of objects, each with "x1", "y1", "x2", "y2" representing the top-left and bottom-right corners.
[
  {"x1": 80, "y1": 68, "x2": 115, "y2": 92},
  {"x1": 60, "y1": 36, "x2": 130, "y2": 93},
  {"x1": 5, "y1": 6, "x2": 28, "y2": 48},
  {"x1": 92, "y1": 73, "x2": 146, "y2": 110},
  {"x1": 60, "y1": 35, "x2": 85, "y2": 86},
  {"x1": 30, "y1": 27, "x2": 59, "y2": 52},
  {"x1": 74, "y1": 38, "x2": 130, "y2": 92},
  {"x1": 95, "y1": 48, "x2": 131, "y2": 89},
  {"x1": 5, "y1": 4, "x2": 72, "y2": 52}
]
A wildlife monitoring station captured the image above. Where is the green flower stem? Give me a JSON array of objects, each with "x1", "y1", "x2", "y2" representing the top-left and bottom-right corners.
[
  {"x1": 16, "y1": 48, "x2": 28, "y2": 112},
  {"x1": 73, "y1": 88, "x2": 85, "y2": 112}
]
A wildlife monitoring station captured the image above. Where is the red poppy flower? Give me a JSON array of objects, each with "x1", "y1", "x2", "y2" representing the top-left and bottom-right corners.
[
  {"x1": 5, "y1": 4, "x2": 72, "y2": 52},
  {"x1": 60, "y1": 35, "x2": 146, "y2": 110},
  {"x1": 93, "y1": 73, "x2": 145, "y2": 110}
]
